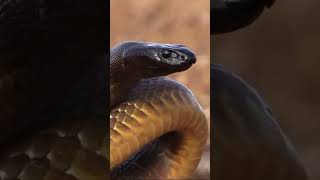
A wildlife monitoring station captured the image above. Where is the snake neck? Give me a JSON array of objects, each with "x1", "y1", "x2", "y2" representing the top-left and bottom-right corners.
[
  {"x1": 110, "y1": 46, "x2": 146, "y2": 108},
  {"x1": 110, "y1": 79, "x2": 137, "y2": 108}
]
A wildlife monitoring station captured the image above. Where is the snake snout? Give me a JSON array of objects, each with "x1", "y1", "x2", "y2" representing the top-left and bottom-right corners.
[
  {"x1": 159, "y1": 48, "x2": 196, "y2": 66},
  {"x1": 159, "y1": 49, "x2": 196, "y2": 65}
]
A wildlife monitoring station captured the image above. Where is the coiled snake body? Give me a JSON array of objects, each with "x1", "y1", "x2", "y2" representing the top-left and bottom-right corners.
[
  {"x1": 110, "y1": 42, "x2": 208, "y2": 179},
  {"x1": 0, "y1": 39, "x2": 209, "y2": 179},
  {"x1": 0, "y1": 0, "x2": 208, "y2": 178}
]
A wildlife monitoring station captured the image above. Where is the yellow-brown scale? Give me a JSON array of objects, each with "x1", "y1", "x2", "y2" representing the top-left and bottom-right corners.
[{"x1": 110, "y1": 77, "x2": 208, "y2": 179}]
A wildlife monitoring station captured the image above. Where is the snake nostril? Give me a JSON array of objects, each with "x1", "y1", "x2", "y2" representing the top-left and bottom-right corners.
[{"x1": 180, "y1": 55, "x2": 186, "y2": 61}]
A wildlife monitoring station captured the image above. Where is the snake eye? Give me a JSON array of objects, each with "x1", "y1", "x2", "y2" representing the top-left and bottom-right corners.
[{"x1": 161, "y1": 50, "x2": 172, "y2": 59}]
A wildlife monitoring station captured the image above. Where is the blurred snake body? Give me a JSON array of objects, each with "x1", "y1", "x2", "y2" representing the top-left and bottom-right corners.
[
  {"x1": 212, "y1": 0, "x2": 307, "y2": 179},
  {"x1": 110, "y1": 42, "x2": 208, "y2": 179}
]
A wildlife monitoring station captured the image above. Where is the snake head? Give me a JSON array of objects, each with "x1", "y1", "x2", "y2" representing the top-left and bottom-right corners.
[{"x1": 114, "y1": 41, "x2": 196, "y2": 78}]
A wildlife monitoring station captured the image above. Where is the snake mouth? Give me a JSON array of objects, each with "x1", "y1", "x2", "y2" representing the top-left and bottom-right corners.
[
  {"x1": 147, "y1": 45, "x2": 197, "y2": 76},
  {"x1": 145, "y1": 48, "x2": 196, "y2": 76},
  {"x1": 151, "y1": 48, "x2": 196, "y2": 75},
  {"x1": 158, "y1": 48, "x2": 196, "y2": 65},
  {"x1": 117, "y1": 41, "x2": 197, "y2": 76}
]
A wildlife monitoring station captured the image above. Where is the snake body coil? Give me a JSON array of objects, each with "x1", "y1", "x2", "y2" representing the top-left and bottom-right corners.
[
  {"x1": 110, "y1": 42, "x2": 209, "y2": 179},
  {"x1": 0, "y1": 1, "x2": 208, "y2": 179}
]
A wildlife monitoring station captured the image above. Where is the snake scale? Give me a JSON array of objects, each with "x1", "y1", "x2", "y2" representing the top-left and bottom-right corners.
[
  {"x1": 0, "y1": 39, "x2": 208, "y2": 180},
  {"x1": 110, "y1": 41, "x2": 208, "y2": 179},
  {"x1": 2, "y1": 0, "x2": 307, "y2": 179}
]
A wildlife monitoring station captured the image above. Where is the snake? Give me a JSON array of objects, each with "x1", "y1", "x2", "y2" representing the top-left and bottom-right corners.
[
  {"x1": 2, "y1": 0, "x2": 307, "y2": 179},
  {"x1": 0, "y1": 12, "x2": 208, "y2": 179},
  {"x1": 110, "y1": 41, "x2": 208, "y2": 179},
  {"x1": 212, "y1": 0, "x2": 308, "y2": 179},
  {"x1": 0, "y1": 0, "x2": 208, "y2": 179}
]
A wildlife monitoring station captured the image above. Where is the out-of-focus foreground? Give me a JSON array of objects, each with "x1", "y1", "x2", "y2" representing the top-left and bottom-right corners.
[{"x1": 214, "y1": 1, "x2": 320, "y2": 179}]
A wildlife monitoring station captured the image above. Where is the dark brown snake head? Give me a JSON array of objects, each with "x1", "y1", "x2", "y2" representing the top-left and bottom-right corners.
[
  {"x1": 111, "y1": 41, "x2": 196, "y2": 81},
  {"x1": 110, "y1": 41, "x2": 198, "y2": 108}
]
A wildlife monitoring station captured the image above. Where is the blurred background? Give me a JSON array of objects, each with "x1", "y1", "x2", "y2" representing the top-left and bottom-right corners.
[
  {"x1": 111, "y1": 0, "x2": 210, "y2": 178},
  {"x1": 214, "y1": 1, "x2": 320, "y2": 179}
]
